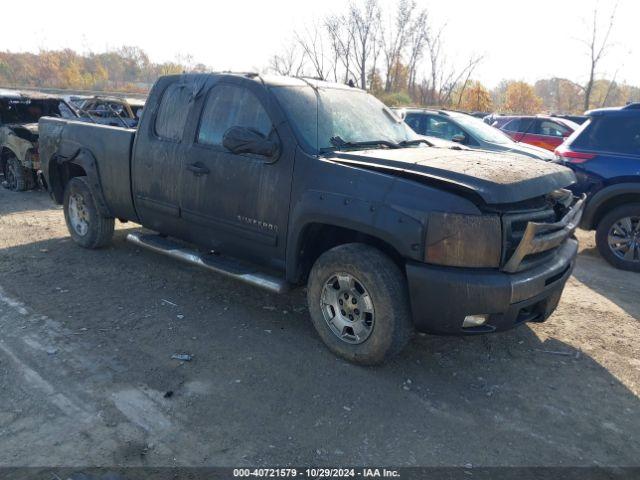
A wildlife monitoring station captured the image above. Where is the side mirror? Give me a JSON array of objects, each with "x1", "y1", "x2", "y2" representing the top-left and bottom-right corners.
[
  {"x1": 451, "y1": 133, "x2": 466, "y2": 144},
  {"x1": 222, "y1": 126, "x2": 279, "y2": 158}
]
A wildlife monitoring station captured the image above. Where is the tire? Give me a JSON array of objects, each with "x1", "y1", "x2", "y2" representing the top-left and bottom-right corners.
[
  {"x1": 63, "y1": 177, "x2": 115, "y2": 249},
  {"x1": 3, "y1": 156, "x2": 33, "y2": 191},
  {"x1": 307, "y1": 243, "x2": 413, "y2": 365},
  {"x1": 595, "y1": 203, "x2": 640, "y2": 272}
]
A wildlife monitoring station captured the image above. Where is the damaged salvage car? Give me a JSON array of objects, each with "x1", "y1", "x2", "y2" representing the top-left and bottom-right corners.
[
  {"x1": 39, "y1": 73, "x2": 585, "y2": 364},
  {"x1": 0, "y1": 90, "x2": 76, "y2": 191},
  {"x1": 75, "y1": 95, "x2": 145, "y2": 128}
]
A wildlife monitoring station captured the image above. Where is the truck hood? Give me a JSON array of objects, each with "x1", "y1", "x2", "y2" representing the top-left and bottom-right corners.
[
  {"x1": 6, "y1": 123, "x2": 39, "y2": 143},
  {"x1": 327, "y1": 147, "x2": 576, "y2": 205}
]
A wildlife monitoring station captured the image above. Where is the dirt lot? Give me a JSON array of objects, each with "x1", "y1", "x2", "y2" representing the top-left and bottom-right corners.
[{"x1": 0, "y1": 187, "x2": 638, "y2": 468}]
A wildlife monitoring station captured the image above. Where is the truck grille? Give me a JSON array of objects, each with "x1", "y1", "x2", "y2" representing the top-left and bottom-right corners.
[{"x1": 500, "y1": 193, "x2": 585, "y2": 273}]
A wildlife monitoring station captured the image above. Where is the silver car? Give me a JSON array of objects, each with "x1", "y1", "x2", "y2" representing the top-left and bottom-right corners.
[{"x1": 396, "y1": 108, "x2": 554, "y2": 161}]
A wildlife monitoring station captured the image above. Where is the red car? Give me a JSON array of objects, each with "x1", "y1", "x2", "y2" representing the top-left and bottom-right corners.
[{"x1": 490, "y1": 115, "x2": 580, "y2": 151}]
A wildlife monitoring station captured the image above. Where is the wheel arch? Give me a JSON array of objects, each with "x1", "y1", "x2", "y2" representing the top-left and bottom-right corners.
[
  {"x1": 286, "y1": 221, "x2": 410, "y2": 285},
  {"x1": 48, "y1": 148, "x2": 112, "y2": 217},
  {"x1": 583, "y1": 182, "x2": 640, "y2": 230}
]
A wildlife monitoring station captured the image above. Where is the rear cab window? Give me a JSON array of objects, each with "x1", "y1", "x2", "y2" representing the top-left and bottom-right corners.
[{"x1": 154, "y1": 82, "x2": 194, "y2": 141}]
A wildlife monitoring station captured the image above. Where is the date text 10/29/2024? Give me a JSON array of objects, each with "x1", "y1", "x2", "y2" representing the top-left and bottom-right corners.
[{"x1": 233, "y1": 468, "x2": 401, "y2": 478}]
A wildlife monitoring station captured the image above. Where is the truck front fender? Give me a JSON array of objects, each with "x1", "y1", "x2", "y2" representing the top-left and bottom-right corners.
[
  {"x1": 285, "y1": 190, "x2": 425, "y2": 283},
  {"x1": 1, "y1": 133, "x2": 33, "y2": 168}
]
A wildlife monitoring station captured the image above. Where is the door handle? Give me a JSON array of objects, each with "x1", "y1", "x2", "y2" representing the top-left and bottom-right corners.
[{"x1": 187, "y1": 162, "x2": 210, "y2": 175}]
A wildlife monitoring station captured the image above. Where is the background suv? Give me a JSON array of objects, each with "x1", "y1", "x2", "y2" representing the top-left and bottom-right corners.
[
  {"x1": 492, "y1": 115, "x2": 580, "y2": 151},
  {"x1": 397, "y1": 109, "x2": 553, "y2": 160},
  {"x1": 555, "y1": 103, "x2": 640, "y2": 271}
]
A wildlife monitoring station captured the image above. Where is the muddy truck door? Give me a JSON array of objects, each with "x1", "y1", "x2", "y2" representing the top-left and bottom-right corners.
[
  {"x1": 132, "y1": 78, "x2": 197, "y2": 237},
  {"x1": 179, "y1": 77, "x2": 295, "y2": 269}
]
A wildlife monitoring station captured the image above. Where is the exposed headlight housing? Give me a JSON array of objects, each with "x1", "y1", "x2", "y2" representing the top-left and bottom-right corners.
[
  {"x1": 425, "y1": 212, "x2": 502, "y2": 268},
  {"x1": 25, "y1": 148, "x2": 40, "y2": 169}
]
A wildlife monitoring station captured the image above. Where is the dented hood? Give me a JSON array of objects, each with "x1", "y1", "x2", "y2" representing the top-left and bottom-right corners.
[
  {"x1": 6, "y1": 123, "x2": 39, "y2": 142},
  {"x1": 327, "y1": 147, "x2": 576, "y2": 204}
]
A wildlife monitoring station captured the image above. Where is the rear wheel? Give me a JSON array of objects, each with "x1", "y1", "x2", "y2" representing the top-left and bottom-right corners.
[
  {"x1": 595, "y1": 203, "x2": 640, "y2": 272},
  {"x1": 307, "y1": 243, "x2": 413, "y2": 365},
  {"x1": 63, "y1": 177, "x2": 115, "y2": 249}
]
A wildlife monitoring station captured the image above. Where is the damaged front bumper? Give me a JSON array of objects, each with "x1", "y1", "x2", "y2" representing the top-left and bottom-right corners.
[
  {"x1": 406, "y1": 238, "x2": 577, "y2": 334},
  {"x1": 502, "y1": 194, "x2": 586, "y2": 273},
  {"x1": 406, "y1": 192, "x2": 584, "y2": 335}
]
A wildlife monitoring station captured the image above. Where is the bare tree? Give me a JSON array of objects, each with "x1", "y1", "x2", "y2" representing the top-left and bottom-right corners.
[
  {"x1": 425, "y1": 22, "x2": 445, "y2": 104},
  {"x1": 439, "y1": 54, "x2": 483, "y2": 106},
  {"x1": 295, "y1": 23, "x2": 333, "y2": 80},
  {"x1": 269, "y1": 43, "x2": 305, "y2": 77},
  {"x1": 380, "y1": 0, "x2": 416, "y2": 92},
  {"x1": 421, "y1": 18, "x2": 483, "y2": 107},
  {"x1": 348, "y1": 0, "x2": 381, "y2": 89},
  {"x1": 582, "y1": 2, "x2": 618, "y2": 110},
  {"x1": 325, "y1": 14, "x2": 355, "y2": 83},
  {"x1": 406, "y1": 8, "x2": 429, "y2": 96},
  {"x1": 266, "y1": 0, "x2": 482, "y2": 105},
  {"x1": 601, "y1": 69, "x2": 620, "y2": 107}
]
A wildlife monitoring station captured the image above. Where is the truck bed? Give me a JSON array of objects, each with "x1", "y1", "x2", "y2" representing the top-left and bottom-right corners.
[{"x1": 39, "y1": 117, "x2": 137, "y2": 221}]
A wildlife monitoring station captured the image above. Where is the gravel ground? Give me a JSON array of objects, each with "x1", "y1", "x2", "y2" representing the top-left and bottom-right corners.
[{"x1": 0, "y1": 187, "x2": 638, "y2": 467}]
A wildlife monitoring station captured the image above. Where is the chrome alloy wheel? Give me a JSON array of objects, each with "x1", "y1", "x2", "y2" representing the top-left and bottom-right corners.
[
  {"x1": 608, "y1": 216, "x2": 640, "y2": 263},
  {"x1": 320, "y1": 273, "x2": 375, "y2": 344},
  {"x1": 68, "y1": 193, "x2": 90, "y2": 236}
]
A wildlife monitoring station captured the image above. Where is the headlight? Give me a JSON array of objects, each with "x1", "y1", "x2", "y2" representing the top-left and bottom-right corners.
[
  {"x1": 425, "y1": 212, "x2": 502, "y2": 268},
  {"x1": 25, "y1": 148, "x2": 40, "y2": 168}
]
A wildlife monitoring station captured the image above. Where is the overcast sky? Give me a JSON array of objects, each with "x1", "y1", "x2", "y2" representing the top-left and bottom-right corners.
[{"x1": 2, "y1": 0, "x2": 638, "y2": 88}]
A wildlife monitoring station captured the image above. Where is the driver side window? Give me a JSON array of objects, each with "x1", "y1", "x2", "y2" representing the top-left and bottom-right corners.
[
  {"x1": 198, "y1": 84, "x2": 272, "y2": 147},
  {"x1": 404, "y1": 114, "x2": 427, "y2": 135},
  {"x1": 425, "y1": 116, "x2": 464, "y2": 141}
]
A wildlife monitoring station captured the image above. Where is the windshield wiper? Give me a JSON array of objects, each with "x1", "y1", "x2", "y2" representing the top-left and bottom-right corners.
[
  {"x1": 398, "y1": 138, "x2": 434, "y2": 147},
  {"x1": 324, "y1": 135, "x2": 401, "y2": 151}
]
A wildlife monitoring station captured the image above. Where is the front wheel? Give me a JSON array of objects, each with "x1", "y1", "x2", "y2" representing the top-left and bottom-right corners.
[
  {"x1": 595, "y1": 203, "x2": 640, "y2": 272},
  {"x1": 3, "y1": 156, "x2": 33, "y2": 191},
  {"x1": 63, "y1": 177, "x2": 115, "y2": 249},
  {"x1": 307, "y1": 243, "x2": 413, "y2": 365}
]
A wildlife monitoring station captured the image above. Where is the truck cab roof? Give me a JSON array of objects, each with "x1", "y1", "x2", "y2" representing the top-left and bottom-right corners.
[{"x1": 161, "y1": 72, "x2": 360, "y2": 91}]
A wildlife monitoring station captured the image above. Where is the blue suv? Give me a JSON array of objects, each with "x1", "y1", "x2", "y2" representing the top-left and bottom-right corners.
[{"x1": 555, "y1": 103, "x2": 640, "y2": 271}]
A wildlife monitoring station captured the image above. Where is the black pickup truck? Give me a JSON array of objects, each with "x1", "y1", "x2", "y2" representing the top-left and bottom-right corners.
[{"x1": 39, "y1": 73, "x2": 584, "y2": 364}]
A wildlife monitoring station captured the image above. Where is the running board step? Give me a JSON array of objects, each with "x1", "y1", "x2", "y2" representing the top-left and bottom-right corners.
[{"x1": 126, "y1": 232, "x2": 289, "y2": 294}]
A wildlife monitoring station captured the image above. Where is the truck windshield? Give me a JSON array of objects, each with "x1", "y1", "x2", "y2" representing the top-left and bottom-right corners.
[{"x1": 272, "y1": 85, "x2": 421, "y2": 153}]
